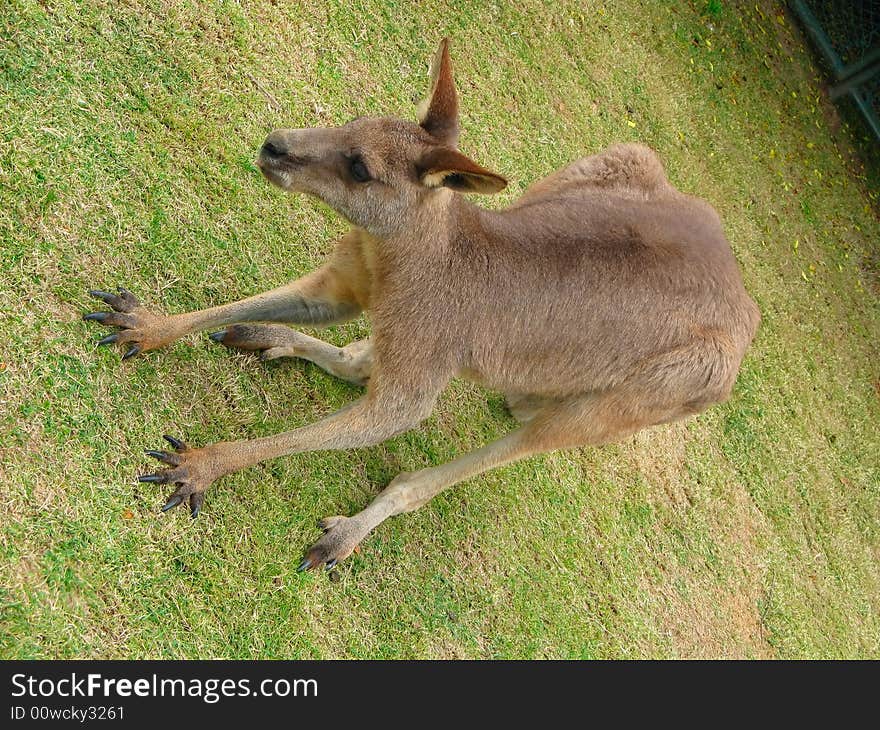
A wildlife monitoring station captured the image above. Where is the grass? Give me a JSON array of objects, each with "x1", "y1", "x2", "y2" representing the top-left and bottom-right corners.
[{"x1": 1, "y1": 0, "x2": 878, "y2": 659}]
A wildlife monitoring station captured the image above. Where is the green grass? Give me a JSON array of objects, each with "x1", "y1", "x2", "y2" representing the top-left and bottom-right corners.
[{"x1": 1, "y1": 0, "x2": 878, "y2": 659}]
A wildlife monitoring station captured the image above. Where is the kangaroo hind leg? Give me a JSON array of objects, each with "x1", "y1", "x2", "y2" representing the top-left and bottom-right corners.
[
  {"x1": 504, "y1": 392, "x2": 560, "y2": 423},
  {"x1": 301, "y1": 364, "x2": 717, "y2": 570},
  {"x1": 300, "y1": 427, "x2": 536, "y2": 570}
]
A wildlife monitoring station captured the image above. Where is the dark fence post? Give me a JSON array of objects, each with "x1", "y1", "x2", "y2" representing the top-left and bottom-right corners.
[{"x1": 790, "y1": 0, "x2": 880, "y2": 142}]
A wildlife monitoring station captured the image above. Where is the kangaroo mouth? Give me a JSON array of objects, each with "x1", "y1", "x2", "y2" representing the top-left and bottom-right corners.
[
  {"x1": 256, "y1": 154, "x2": 296, "y2": 190},
  {"x1": 256, "y1": 146, "x2": 309, "y2": 191},
  {"x1": 256, "y1": 155, "x2": 289, "y2": 188}
]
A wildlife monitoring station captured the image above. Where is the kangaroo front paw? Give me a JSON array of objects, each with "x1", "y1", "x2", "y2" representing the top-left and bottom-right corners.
[
  {"x1": 297, "y1": 515, "x2": 365, "y2": 572},
  {"x1": 139, "y1": 435, "x2": 228, "y2": 518},
  {"x1": 209, "y1": 324, "x2": 302, "y2": 361},
  {"x1": 84, "y1": 287, "x2": 181, "y2": 360}
]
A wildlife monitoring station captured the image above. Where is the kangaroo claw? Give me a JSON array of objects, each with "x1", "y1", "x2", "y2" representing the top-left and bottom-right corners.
[{"x1": 161, "y1": 494, "x2": 184, "y2": 512}]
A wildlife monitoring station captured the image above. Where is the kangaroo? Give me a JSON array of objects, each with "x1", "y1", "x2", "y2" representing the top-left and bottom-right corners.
[{"x1": 84, "y1": 40, "x2": 760, "y2": 571}]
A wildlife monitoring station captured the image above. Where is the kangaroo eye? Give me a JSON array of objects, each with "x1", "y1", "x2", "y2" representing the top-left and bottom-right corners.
[{"x1": 350, "y1": 158, "x2": 371, "y2": 183}]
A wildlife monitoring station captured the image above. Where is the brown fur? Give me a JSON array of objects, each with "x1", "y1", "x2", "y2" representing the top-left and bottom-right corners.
[{"x1": 85, "y1": 40, "x2": 760, "y2": 570}]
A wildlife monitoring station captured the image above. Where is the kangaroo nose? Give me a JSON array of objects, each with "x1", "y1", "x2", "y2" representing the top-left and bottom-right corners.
[{"x1": 261, "y1": 138, "x2": 287, "y2": 158}]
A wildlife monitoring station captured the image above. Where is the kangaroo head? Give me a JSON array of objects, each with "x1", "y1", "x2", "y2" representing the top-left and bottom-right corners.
[{"x1": 256, "y1": 39, "x2": 507, "y2": 236}]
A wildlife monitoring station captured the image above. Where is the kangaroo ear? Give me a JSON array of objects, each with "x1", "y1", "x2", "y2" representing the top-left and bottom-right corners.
[
  {"x1": 417, "y1": 38, "x2": 459, "y2": 146},
  {"x1": 417, "y1": 146, "x2": 507, "y2": 194}
]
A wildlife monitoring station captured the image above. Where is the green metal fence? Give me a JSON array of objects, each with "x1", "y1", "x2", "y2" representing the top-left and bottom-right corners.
[{"x1": 790, "y1": 0, "x2": 880, "y2": 141}]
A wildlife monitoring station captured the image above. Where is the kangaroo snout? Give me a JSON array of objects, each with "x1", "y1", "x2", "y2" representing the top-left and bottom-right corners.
[
  {"x1": 260, "y1": 138, "x2": 287, "y2": 159},
  {"x1": 258, "y1": 129, "x2": 296, "y2": 162},
  {"x1": 256, "y1": 130, "x2": 303, "y2": 189}
]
